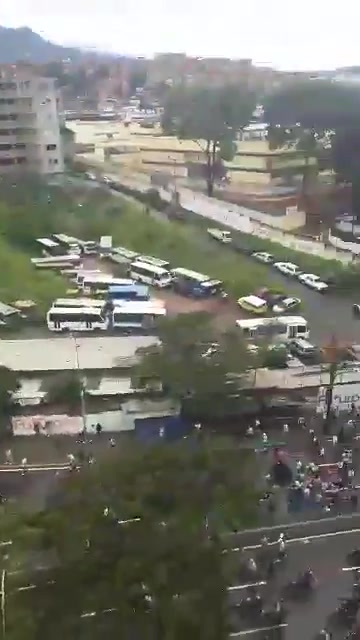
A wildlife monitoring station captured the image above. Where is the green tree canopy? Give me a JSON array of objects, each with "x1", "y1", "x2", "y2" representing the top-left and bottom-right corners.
[
  {"x1": 5, "y1": 441, "x2": 258, "y2": 639},
  {"x1": 132, "y1": 312, "x2": 253, "y2": 418},
  {"x1": 161, "y1": 85, "x2": 256, "y2": 196},
  {"x1": 264, "y1": 79, "x2": 360, "y2": 130}
]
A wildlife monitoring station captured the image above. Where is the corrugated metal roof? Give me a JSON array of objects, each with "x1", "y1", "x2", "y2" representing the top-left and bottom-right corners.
[
  {"x1": 0, "y1": 301, "x2": 19, "y2": 317},
  {"x1": 0, "y1": 336, "x2": 159, "y2": 372}
]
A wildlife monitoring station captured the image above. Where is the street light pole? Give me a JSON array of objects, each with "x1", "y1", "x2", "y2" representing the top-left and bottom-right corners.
[
  {"x1": 72, "y1": 335, "x2": 87, "y2": 440},
  {"x1": 1, "y1": 568, "x2": 6, "y2": 638}
]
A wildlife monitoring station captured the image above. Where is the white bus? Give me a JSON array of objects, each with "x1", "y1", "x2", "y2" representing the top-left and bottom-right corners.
[
  {"x1": 52, "y1": 298, "x2": 105, "y2": 309},
  {"x1": 36, "y1": 237, "x2": 61, "y2": 256},
  {"x1": 139, "y1": 255, "x2": 170, "y2": 269},
  {"x1": 111, "y1": 247, "x2": 139, "y2": 261},
  {"x1": 129, "y1": 261, "x2": 172, "y2": 288},
  {"x1": 112, "y1": 301, "x2": 166, "y2": 330},
  {"x1": 80, "y1": 274, "x2": 134, "y2": 294},
  {"x1": 31, "y1": 254, "x2": 82, "y2": 269},
  {"x1": 75, "y1": 270, "x2": 103, "y2": 287},
  {"x1": 236, "y1": 315, "x2": 309, "y2": 342},
  {"x1": 47, "y1": 306, "x2": 107, "y2": 332},
  {"x1": 51, "y1": 233, "x2": 81, "y2": 254}
]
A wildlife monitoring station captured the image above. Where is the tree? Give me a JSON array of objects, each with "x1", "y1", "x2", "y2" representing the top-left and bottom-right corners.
[
  {"x1": 161, "y1": 85, "x2": 256, "y2": 196},
  {"x1": 0, "y1": 366, "x2": 20, "y2": 435},
  {"x1": 132, "y1": 312, "x2": 253, "y2": 418},
  {"x1": 44, "y1": 372, "x2": 82, "y2": 410},
  {"x1": 4, "y1": 441, "x2": 258, "y2": 639},
  {"x1": 267, "y1": 124, "x2": 324, "y2": 198},
  {"x1": 264, "y1": 79, "x2": 360, "y2": 218}
]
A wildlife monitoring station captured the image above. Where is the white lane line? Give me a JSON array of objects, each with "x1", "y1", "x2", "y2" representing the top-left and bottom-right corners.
[
  {"x1": 230, "y1": 624, "x2": 288, "y2": 637},
  {"x1": 342, "y1": 566, "x2": 360, "y2": 572},
  {"x1": 0, "y1": 466, "x2": 69, "y2": 473},
  {"x1": 239, "y1": 528, "x2": 360, "y2": 551},
  {"x1": 13, "y1": 580, "x2": 266, "y2": 594},
  {"x1": 228, "y1": 581, "x2": 266, "y2": 591},
  {"x1": 224, "y1": 513, "x2": 360, "y2": 538}
]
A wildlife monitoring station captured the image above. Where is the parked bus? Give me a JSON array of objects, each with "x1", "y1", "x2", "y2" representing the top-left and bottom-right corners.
[
  {"x1": 80, "y1": 274, "x2": 133, "y2": 294},
  {"x1": 129, "y1": 261, "x2": 172, "y2": 288},
  {"x1": 52, "y1": 298, "x2": 105, "y2": 309},
  {"x1": 75, "y1": 270, "x2": 103, "y2": 287},
  {"x1": 47, "y1": 306, "x2": 107, "y2": 332},
  {"x1": 171, "y1": 267, "x2": 224, "y2": 298},
  {"x1": 107, "y1": 284, "x2": 150, "y2": 302},
  {"x1": 36, "y1": 237, "x2": 61, "y2": 256},
  {"x1": 31, "y1": 254, "x2": 82, "y2": 269},
  {"x1": 139, "y1": 255, "x2": 170, "y2": 269},
  {"x1": 111, "y1": 301, "x2": 166, "y2": 330},
  {"x1": 111, "y1": 247, "x2": 139, "y2": 261},
  {"x1": 236, "y1": 316, "x2": 309, "y2": 342},
  {"x1": 51, "y1": 233, "x2": 81, "y2": 254}
]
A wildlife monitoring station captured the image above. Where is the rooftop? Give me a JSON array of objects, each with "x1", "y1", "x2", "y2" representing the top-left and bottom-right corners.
[{"x1": 0, "y1": 336, "x2": 158, "y2": 372}]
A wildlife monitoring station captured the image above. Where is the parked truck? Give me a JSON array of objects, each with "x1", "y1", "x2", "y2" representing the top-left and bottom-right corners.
[{"x1": 207, "y1": 228, "x2": 232, "y2": 244}]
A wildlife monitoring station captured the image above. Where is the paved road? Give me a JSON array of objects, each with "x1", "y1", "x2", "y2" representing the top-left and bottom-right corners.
[{"x1": 228, "y1": 530, "x2": 360, "y2": 639}]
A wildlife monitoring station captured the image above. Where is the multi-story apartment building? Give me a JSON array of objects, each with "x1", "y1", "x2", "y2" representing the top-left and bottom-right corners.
[{"x1": 0, "y1": 66, "x2": 64, "y2": 174}]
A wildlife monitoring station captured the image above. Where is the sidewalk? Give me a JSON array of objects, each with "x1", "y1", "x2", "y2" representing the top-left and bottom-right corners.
[{"x1": 105, "y1": 170, "x2": 354, "y2": 264}]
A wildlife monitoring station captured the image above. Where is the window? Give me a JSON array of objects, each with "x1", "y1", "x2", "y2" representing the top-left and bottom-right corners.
[
  {"x1": 0, "y1": 82, "x2": 17, "y2": 90},
  {"x1": 0, "y1": 114, "x2": 17, "y2": 121},
  {"x1": 46, "y1": 144, "x2": 57, "y2": 151},
  {"x1": 0, "y1": 157, "x2": 26, "y2": 166},
  {"x1": 0, "y1": 129, "x2": 15, "y2": 136},
  {"x1": 114, "y1": 313, "x2": 144, "y2": 324},
  {"x1": 0, "y1": 98, "x2": 15, "y2": 105},
  {"x1": 0, "y1": 143, "x2": 26, "y2": 151}
]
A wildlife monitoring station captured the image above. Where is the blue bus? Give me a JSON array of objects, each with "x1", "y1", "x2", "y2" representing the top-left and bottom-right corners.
[
  {"x1": 171, "y1": 267, "x2": 225, "y2": 298},
  {"x1": 107, "y1": 283, "x2": 150, "y2": 302}
]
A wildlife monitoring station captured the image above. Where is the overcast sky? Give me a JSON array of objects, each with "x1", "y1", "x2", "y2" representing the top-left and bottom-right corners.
[{"x1": 1, "y1": 0, "x2": 359, "y2": 71}]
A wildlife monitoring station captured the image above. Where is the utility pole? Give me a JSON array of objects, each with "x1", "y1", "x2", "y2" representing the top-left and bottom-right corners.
[
  {"x1": 0, "y1": 568, "x2": 5, "y2": 638},
  {"x1": 321, "y1": 335, "x2": 346, "y2": 434},
  {"x1": 71, "y1": 334, "x2": 87, "y2": 443}
]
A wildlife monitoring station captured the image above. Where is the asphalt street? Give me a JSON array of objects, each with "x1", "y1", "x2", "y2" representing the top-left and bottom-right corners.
[{"x1": 228, "y1": 530, "x2": 360, "y2": 640}]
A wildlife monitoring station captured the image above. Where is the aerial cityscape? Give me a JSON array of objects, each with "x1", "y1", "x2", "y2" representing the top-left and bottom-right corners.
[{"x1": 2, "y1": 16, "x2": 360, "y2": 640}]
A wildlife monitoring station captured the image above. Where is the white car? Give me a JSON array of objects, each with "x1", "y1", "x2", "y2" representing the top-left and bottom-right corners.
[
  {"x1": 273, "y1": 262, "x2": 302, "y2": 277},
  {"x1": 272, "y1": 297, "x2": 301, "y2": 314},
  {"x1": 252, "y1": 252, "x2": 274, "y2": 264},
  {"x1": 298, "y1": 273, "x2": 328, "y2": 292}
]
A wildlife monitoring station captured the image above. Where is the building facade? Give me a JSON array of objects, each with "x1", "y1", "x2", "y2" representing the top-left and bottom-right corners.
[{"x1": 0, "y1": 66, "x2": 64, "y2": 174}]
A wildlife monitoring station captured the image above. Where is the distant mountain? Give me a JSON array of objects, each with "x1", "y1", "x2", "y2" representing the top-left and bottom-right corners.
[{"x1": 0, "y1": 25, "x2": 85, "y2": 63}]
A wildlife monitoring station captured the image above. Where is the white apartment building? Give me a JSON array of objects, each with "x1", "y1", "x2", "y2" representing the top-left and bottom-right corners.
[{"x1": 0, "y1": 67, "x2": 64, "y2": 174}]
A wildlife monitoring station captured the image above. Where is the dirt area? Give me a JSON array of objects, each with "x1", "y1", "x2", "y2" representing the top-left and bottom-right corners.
[{"x1": 95, "y1": 257, "x2": 241, "y2": 330}]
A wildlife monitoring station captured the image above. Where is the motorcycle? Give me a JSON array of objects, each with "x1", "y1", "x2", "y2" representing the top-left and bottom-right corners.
[
  {"x1": 328, "y1": 599, "x2": 359, "y2": 629},
  {"x1": 282, "y1": 577, "x2": 315, "y2": 600},
  {"x1": 347, "y1": 550, "x2": 360, "y2": 567}
]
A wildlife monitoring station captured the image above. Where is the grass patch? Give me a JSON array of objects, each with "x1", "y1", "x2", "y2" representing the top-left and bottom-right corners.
[
  {"x1": 0, "y1": 239, "x2": 67, "y2": 313},
  {"x1": 102, "y1": 206, "x2": 283, "y2": 298}
]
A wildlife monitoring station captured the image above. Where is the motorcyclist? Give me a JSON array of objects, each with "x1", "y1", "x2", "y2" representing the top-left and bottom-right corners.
[
  {"x1": 248, "y1": 557, "x2": 257, "y2": 573},
  {"x1": 278, "y1": 533, "x2": 286, "y2": 559},
  {"x1": 298, "y1": 568, "x2": 315, "y2": 588}
]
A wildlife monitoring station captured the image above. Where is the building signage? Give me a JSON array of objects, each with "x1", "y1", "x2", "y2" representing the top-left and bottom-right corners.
[{"x1": 316, "y1": 382, "x2": 360, "y2": 413}]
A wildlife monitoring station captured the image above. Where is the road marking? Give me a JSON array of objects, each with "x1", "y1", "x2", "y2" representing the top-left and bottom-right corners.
[
  {"x1": 0, "y1": 466, "x2": 69, "y2": 473},
  {"x1": 240, "y1": 528, "x2": 360, "y2": 551},
  {"x1": 224, "y1": 513, "x2": 360, "y2": 538},
  {"x1": 228, "y1": 581, "x2": 266, "y2": 591},
  {"x1": 13, "y1": 579, "x2": 267, "y2": 594},
  {"x1": 342, "y1": 566, "x2": 360, "y2": 572},
  {"x1": 230, "y1": 624, "x2": 288, "y2": 637}
]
